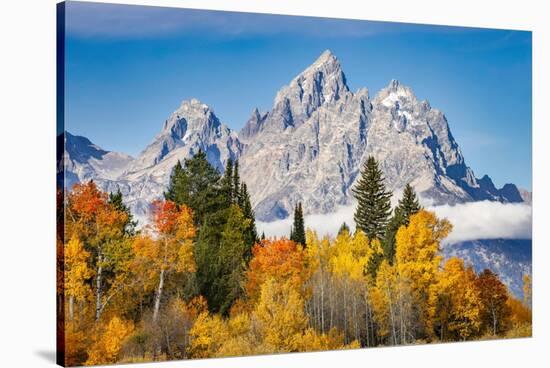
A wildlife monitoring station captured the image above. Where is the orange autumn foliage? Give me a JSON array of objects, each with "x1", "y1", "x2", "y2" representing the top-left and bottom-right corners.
[{"x1": 245, "y1": 239, "x2": 309, "y2": 302}]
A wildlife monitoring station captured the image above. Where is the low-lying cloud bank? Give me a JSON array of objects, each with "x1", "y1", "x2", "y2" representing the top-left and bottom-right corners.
[{"x1": 257, "y1": 200, "x2": 532, "y2": 245}]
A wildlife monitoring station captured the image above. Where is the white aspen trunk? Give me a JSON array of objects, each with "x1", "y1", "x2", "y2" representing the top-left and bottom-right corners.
[
  {"x1": 320, "y1": 276, "x2": 325, "y2": 333},
  {"x1": 153, "y1": 268, "x2": 165, "y2": 323},
  {"x1": 343, "y1": 281, "x2": 348, "y2": 344},
  {"x1": 95, "y1": 253, "x2": 103, "y2": 321},
  {"x1": 69, "y1": 295, "x2": 74, "y2": 322},
  {"x1": 386, "y1": 281, "x2": 398, "y2": 345}
]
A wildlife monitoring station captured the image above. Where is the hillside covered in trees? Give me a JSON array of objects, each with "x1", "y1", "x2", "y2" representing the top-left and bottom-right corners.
[{"x1": 57, "y1": 153, "x2": 532, "y2": 366}]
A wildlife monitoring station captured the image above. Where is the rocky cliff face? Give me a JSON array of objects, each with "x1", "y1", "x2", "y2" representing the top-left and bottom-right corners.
[
  {"x1": 238, "y1": 51, "x2": 522, "y2": 221},
  {"x1": 62, "y1": 50, "x2": 523, "y2": 222}
]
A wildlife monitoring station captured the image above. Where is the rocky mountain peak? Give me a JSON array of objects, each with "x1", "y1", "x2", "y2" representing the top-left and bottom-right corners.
[{"x1": 264, "y1": 50, "x2": 352, "y2": 132}]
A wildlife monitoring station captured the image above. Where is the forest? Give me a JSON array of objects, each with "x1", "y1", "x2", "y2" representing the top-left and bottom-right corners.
[{"x1": 57, "y1": 152, "x2": 532, "y2": 366}]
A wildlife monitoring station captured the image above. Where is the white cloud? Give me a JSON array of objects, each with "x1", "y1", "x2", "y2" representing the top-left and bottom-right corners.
[
  {"x1": 257, "y1": 200, "x2": 532, "y2": 245},
  {"x1": 257, "y1": 203, "x2": 357, "y2": 239},
  {"x1": 428, "y1": 201, "x2": 532, "y2": 244}
]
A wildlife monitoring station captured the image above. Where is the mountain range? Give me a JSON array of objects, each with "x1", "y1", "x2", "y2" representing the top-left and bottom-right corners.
[
  {"x1": 58, "y1": 50, "x2": 531, "y2": 298},
  {"x1": 59, "y1": 50, "x2": 525, "y2": 222}
]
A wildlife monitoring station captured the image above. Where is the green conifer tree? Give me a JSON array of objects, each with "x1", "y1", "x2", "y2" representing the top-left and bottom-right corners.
[
  {"x1": 239, "y1": 183, "x2": 258, "y2": 261},
  {"x1": 338, "y1": 222, "x2": 351, "y2": 236},
  {"x1": 398, "y1": 183, "x2": 421, "y2": 223},
  {"x1": 220, "y1": 158, "x2": 234, "y2": 206},
  {"x1": 164, "y1": 151, "x2": 222, "y2": 227},
  {"x1": 108, "y1": 188, "x2": 137, "y2": 235},
  {"x1": 233, "y1": 160, "x2": 241, "y2": 205},
  {"x1": 290, "y1": 202, "x2": 306, "y2": 246},
  {"x1": 352, "y1": 156, "x2": 392, "y2": 240},
  {"x1": 382, "y1": 183, "x2": 422, "y2": 263}
]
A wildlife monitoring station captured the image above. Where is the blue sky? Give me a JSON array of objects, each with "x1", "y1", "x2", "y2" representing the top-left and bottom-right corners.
[{"x1": 64, "y1": 1, "x2": 532, "y2": 189}]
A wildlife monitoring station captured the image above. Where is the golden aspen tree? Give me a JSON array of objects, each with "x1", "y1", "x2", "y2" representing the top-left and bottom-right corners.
[
  {"x1": 523, "y1": 274, "x2": 532, "y2": 308},
  {"x1": 429, "y1": 258, "x2": 482, "y2": 341},
  {"x1": 253, "y1": 278, "x2": 309, "y2": 352},
  {"x1": 188, "y1": 313, "x2": 229, "y2": 358},
  {"x1": 245, "y1": 239, "x2": 308, "y2": 303},
  {"x1": 395, "y1": 210, "x2": 452, "y2": 339},
  {"x1": 475, "y1": 268, "x2": 510, "y2": 336},
  {"x1": 66, "y1": 181, "x2": 131, "y2": 321},
  {"x1": 64, "y1": 236, "x2": 92, "y2": 322},
  {"x1": 85, "y1": 316, "x2": 134, "y2": 365},
  {"x1": 132, "y1": 200, "x2": 196, "y2": 323}
]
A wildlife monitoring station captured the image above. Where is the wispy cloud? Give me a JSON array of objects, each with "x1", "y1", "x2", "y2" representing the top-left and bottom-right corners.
[
  {"x1": 257, "y1": 200, "x2": 532, "y2": 245},
  {"x1": 428, "y1": 201, "x2": 532, "y2": 244},
  {"x1": 65, "y1": 2, "x2": 462, "y2": 40}
]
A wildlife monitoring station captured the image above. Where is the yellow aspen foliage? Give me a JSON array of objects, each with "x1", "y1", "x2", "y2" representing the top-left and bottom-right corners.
[
  {"x1": 429, "y1": 258, "x2": 482, "y2": 341},
  {"x1": 64, "y1": 236, "x2": 92, "y2": 316},
  {"x1": 523, "y1": 274, "x2": 532, "y2": 308},
  {"x1": 296, "y1": 327, "x2": 351, "y2": 352},
  {"x1": 214, "y1": 313, "x2": 255, "y2": 357},
  {"x1": 507, "y1": 296, "x2": 532, "y2": 327},
  {"x1": 85, "y1": 316, "x2": 134, "y2": 365},
  {"x1": 254, "y1": 278, "x2": 308, "y2": 352},
  {"x1": 395, "y1": 210, "x2": 451, "y2": 334},
  {"x1": 65, "y1": 321, "x2": 89, "y2": 366},
  {"x1": 330, "y1": 230, "x2": 371, "y2": 282},
  {"x1": 371, "y1": 260, "x2": 400, "y2": 342},
  {"x1": 188, "y1": 313, "x2": 229, "y2": 358},
  {"x1": 305, "y1": 230, "x2": 333, "y2": 277}
]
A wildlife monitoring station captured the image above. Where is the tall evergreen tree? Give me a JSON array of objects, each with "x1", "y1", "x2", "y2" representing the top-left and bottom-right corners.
[
  {"x1": 290, "y1": 202, "x2": 306, "y2": 246},
  {"x1": 220, "y1": 158, "x2": 234, "y2": 206},
  {"x1": 352, "y1": 156, "x2": 392, "y2": 240},
  {"x1": 382, "y1": 183, "x2": 422, "y2": 264},
  {"x1": 239, "y1": 183, "x2": 258, "y2": 261},
  {"x1": 108, "y1": 188, "x2": 137, "y2": 235},
  {"x1": 233, "y1": 160, "x2": 241, "y2": 205},
  {"x1": 164, "y1": 160, "x2": 184, "y2": 202},
  {"x1": 164, "y1": 151, "x2": 222, "y2": 227},
  {"x1": 338, "y1": 222, "x2": 351, "y2": 236},
  {"x1": 398, "y1": 183, "x2": 422, "y2": 224}
]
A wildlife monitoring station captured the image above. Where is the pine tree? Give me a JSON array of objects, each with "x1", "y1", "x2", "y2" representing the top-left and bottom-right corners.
[
  {"x1": 261, "y1": 232, "x2": 266, "y2": 240},
  {"x1": 290, "y1": 202, "x2": 306, "y2": 246},
  {"x1": 108, "y1": 188, "x2": 137, "y2": 235},
  {"x1": 398, "y1": 183, "x2": 421, "y2": 224},
  {"x1": 239, "y1": 183, "x2": 258, "y2": 261},
  {"x1": 164, "y1": 160, "x2": 184, "y2": 202},
  {"x1": 164, "y1": 151, "x2": 223, "y2": 227},
  {"x1": 338, "y1": 222, "x2": 351, "y2": 236},
  {"x1": 352, "y1": 156, "x2": 392, "y2": 240},
  {"x1": 382, "y1": 183, "x2": 422, "y2": 264},
  {"x1": 233, "y1": 160, "x2": 241, "y2": 205},
  {"x1": 220, "y1": 158, "x2": 234, "y2": 205}
]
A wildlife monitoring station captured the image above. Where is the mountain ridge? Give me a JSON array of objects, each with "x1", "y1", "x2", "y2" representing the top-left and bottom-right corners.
[{"x1": 60, "y1": 50, "x2": 524, "y2": 221}]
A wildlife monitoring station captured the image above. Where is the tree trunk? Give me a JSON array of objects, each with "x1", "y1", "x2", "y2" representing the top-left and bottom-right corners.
[
  {"x1": 95, "y1": 254, "x2": 103, "y2": 321},
  {"x1": 69, "y1": 295, "x2": 74, "y2": 322},
  {"x1": 153, "y1": 268, "x2": 165, "y2": 323}
]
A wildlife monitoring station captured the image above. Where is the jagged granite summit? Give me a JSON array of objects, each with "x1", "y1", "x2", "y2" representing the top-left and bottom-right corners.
[
  {"x1": 239, "y1": 50, "x2": 522, "y2": 220},
  {"x1": 60, "y1": 50, "x2": 523, "y2": 221}
]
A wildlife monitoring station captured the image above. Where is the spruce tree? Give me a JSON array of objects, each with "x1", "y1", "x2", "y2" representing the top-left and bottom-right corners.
[
  {"x1": 164, "y1": 160, "x2": 184, "y2": 202},
  {"x1": 398, "y1": 183, "x2": 421, "y2": 224},
  {"x1": 290, "y1": 202, "x2": 306, "y2": 246},
  {"x1": 108, "y1": 188, "x2": 137, "y2": 235},
  {"x1": 164, "y1": 151, "x2": 223, "y2": 227},
  {"x1": 220, "y1": 158, "x2": 234, "y2": 205},
  {"x1": 382, "y1": 183, "x2": 422, "y2": 264},
  {"x1": 338, "y1": 222, "x2": 351, "y2": 236},
  {"x1": 239, "y1": 183, "x2": 258, "y2": 261},
  {"x1": 352, "y1": 156, "x2": 392, "y2": 240},
  {"x1": 261, "y1": 232, "x2": 266, "y2": 241},
  {"x1": 233, "y1": 160, "x2": 241, "y2": 205}
]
